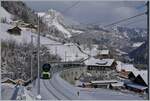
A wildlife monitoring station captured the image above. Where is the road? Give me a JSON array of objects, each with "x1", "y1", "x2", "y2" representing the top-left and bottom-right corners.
[{"x1": 30, "y1": 72, "x2": 144, "y2": 100}]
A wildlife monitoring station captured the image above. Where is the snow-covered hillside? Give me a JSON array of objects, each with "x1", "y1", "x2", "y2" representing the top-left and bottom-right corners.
[
  {"x1": 38, "y1": 9, "x2": 71, "y2": 38},
  {"x1": 1, "y1": 23, "x2": 88, "y2": 61},
  {"x1": 0, "y1": 6, "x2": 13, "y2": 23},
  {"x1": 38, "y1": 9, "x2": 83, "y2": 39}
]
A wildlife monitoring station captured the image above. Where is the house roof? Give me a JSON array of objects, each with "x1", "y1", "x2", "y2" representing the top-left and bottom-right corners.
[
  {"x1": 99, "y1": 50, "x2": 109, "y2": 55},
  {"x1": 85, "y1": 58, "x2": 115, "y2": 67},
  {"x1": 126, "y1": 83, "x2": 148, "y2": 90},
  {"x1": 116, "y1": 61, "x2": 138, "y2": 72},
  {"x1": 135, "y1": 70, "x2": 148, "y2": 85},
  {"x1": 1, "y1": 78, "x2": 16, "y2": 84},
  {"x1": 13, "y1": 26, "x2": 21, "y2": 31},
  {"x1": 111, "y1": 82, "x2": 124, "y2": 87},
  {"x1": 122, "y1": 64, "x2": 138, "y2": 71},
  {"x1": 91, "y1": 80, "x2": 118, "y2": 84}
]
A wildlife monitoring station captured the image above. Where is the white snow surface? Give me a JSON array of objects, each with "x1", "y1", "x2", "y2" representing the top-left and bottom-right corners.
[
  {"x1": 69, "y1": 29, "x2": 83, "y2": 34},
  {"x1": 132, "y1": 42, "x2": 144, "y2": 47},
  {"x1": 0, "y1": 23, "x2": 88, "y2": 61},
  {"x1": 52, "y1": 21, "x2": 71, "y2": 38},
  {"x1": 0, "y1": 6, "x2": 13, "y2": 23},
  {"x1": 37, "y1": 12, "x2": 46, "y2": 17}
]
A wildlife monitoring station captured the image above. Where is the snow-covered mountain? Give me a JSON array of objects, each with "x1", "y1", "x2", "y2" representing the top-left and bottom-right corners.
[
  {"x1": 110, "y1": 26, "x2": 147, "y2": 42},
  {"x1": 38, "y1": 9, "x2": 83, "y2": 39}
]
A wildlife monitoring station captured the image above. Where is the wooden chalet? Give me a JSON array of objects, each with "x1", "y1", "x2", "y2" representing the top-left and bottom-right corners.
[
  {"x1": 125, "y1": 70, "x2": 148, "y2": 93},
  {"x1": 85, "y1": 58, "x2": 117, "y2": 71},
  {"x1": 96, "y1": 50, "x2": 110, "y2": 59},
  {"x1": 7, "y1": 26, "x2": 22, "y2": 35},
  {"x1": 1, "y1": 78, "x2": 16, "y2": 84},
  {"x1": 25, "y1": 23, "x2": 37, "y2": 29}
]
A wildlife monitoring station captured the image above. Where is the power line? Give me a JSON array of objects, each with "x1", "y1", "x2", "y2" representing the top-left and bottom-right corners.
[
  {"x1": 61, "y1": 1, "x2": 80, "y2": 14},
  {"x1": 80, "y1": 3, "x2": 146, "y2": 26},
  {"x1": 121, "y1": 19, "x2": 146, "y2": 27},
  {"x1": 104, "y1": 12, "x2": 146, "y2": 28}
]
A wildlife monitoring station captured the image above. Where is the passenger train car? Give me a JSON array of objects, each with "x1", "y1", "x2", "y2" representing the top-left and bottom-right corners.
[{"x1": 42, "y1": 63, "x2": 51, "y2": 79}]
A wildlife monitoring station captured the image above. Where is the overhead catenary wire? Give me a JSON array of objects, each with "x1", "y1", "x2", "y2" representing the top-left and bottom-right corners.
[
  {"x1": 121, "y1": 19, "x2": 146, "y2": 27},
  {"x1": 79, "y1": 3, "x2": 147, "y2": 26},
  {"x1": 103, "y1": 12, "x2": 146, "y2": 28},
  {"x1": 61, "y1": 1, "x2": 80, "y2": 14}
]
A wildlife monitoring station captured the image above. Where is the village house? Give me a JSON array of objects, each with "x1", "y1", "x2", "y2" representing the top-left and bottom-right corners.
[
  {"x1": 109, "y1": 81, "x2": 124, "y2": 90},
  {"x1": 85, "y1": 58, "x2": 117, "y2": 71},
  {"x1": 25, "y1": 23, "x2": 37, "y2": 30},
  {"x1": 7, "y1": 26, "x2": 22, "y2": 35},
  {"x1": 116, "y1": 61, "x2": 138, "y2": 79},
  {"x1": 96, "y1": 50, "x2": 110, "y2": 59},
  {"x1": 125, "y1": 70, "x2": 148, "y2": 93},
  {"x1": 1, "y1": 78, "x2": 16, "y2": 85},
  {"x1": 116, "y1": 61, "x2": 148, "y2": 93},
  {"x1": 84, "y1": 58, "x2": 117, "y2": 80},
  {"x1": 24, "y1": 23, "x2": 37, "y2": 33},
  {"x1": 89, "y1": 80, "x2": 125, "y2": 89}
]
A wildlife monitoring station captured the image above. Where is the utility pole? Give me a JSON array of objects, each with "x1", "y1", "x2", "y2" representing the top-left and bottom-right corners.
[
  {"x1": 146, "y1": 1, "x2": 149, "y2": 100},
  {"x1": 31, "y1": 35, "x2": 33, "y2": 85},
  {"x1": 65, "y1": 51, "x2": 67, "y2": 62},
  {"x1": 55, "y1": 46, "x2": 57, "y2": 56},
  {"x1": 36, "y1": 16, "x2": 41, "y2": 100}
]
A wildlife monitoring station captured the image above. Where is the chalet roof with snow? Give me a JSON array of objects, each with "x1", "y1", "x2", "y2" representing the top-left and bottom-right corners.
[
  {"x1": 122, "y1": 64, "x2": 137, "y2": 71},
  {"x1": 133, "y1": 70, "x2": 148, "y2": 85},
  {"x1": 99, "y1": 50, "x2": 109, "y2": 55},
  {"x1": 116, "y1": 61, "x2": 138, "y2": 72},
  {"x1": 111, "y1": 82, "x2": 124, "y2": 87},
  {"x1": 7, "y1": 26, "x2": 22, "y2": 35},
  {"x1": 85, "y1": 58, "x2": 115, "y2": 67},
  {"x1": 90, "y1": 80, "x2": 118, "y2": 84},
  {"x1": 1, "y1": 78, "x2": 16, "y2": 84},
  {"x1": 125, "y1": 83, "x2": 148, "y2": 90}
]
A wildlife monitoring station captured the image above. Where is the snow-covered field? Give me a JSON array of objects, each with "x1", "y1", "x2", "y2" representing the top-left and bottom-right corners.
[{"x1": 1, "y1": 23, "x2": 88, "y2": 61}]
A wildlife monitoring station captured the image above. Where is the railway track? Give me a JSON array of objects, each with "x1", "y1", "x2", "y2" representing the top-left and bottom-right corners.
[
  {"x1": 43, "y1": 80, "x2": 61, "y2": 100},
  {"x1": 48, "y1": 79, "x2": 72, "y2": 100},
  {"x1": 43, "y1": 79, "x2": 71, "y2": 100}
]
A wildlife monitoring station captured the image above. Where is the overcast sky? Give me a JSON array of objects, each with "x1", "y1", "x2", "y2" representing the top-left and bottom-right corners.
[{"x1": 25, "y1": 1, "x2": 147, "y2": 28}]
